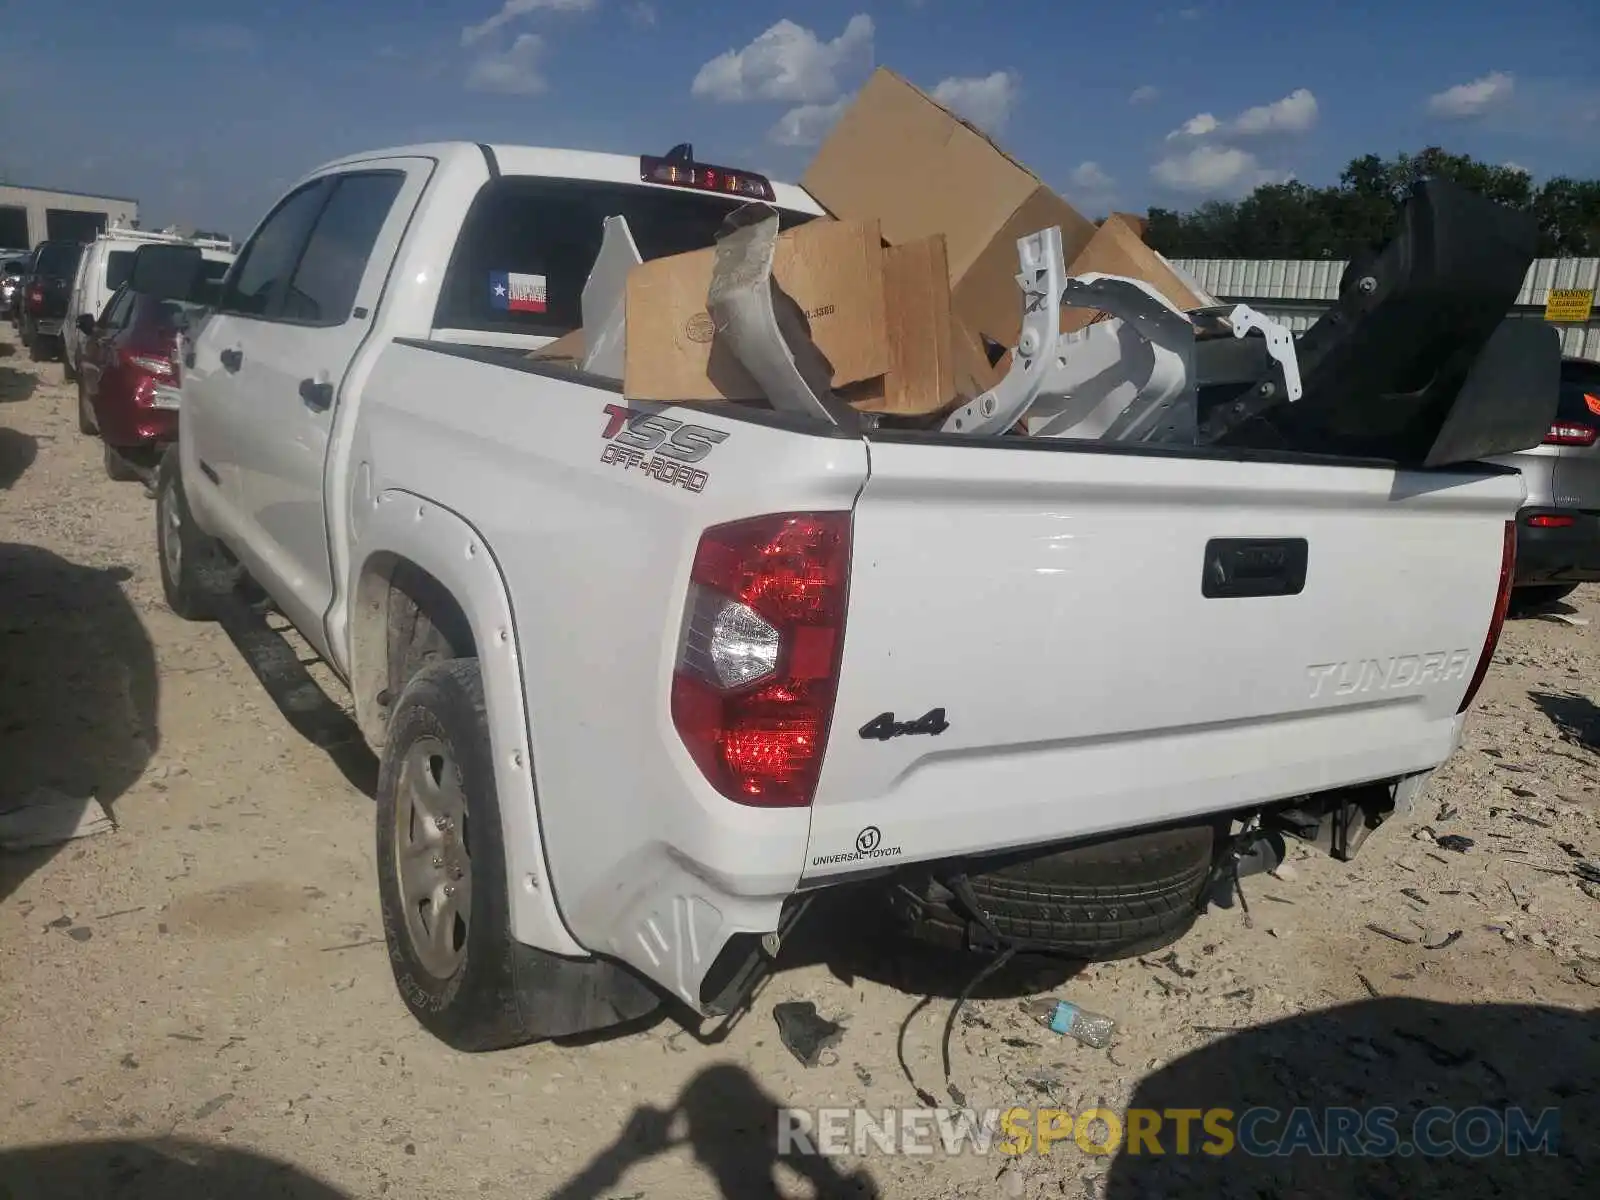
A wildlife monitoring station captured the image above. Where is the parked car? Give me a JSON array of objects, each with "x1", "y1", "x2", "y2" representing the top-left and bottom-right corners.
[
  {"x1": 1490, "y1": 356, "x2": 1600, "y2": 612},
  {"x1": 17, "y1": 239, "x2": 85, "y2": 359},
  {"x1": 75, "y1": 283, "x2": 202, "y2": 483},
  {"x1": 2, "y1": 255, "x2": 28, "y2": 325},
  {"x1": 63, "y1": 228, "x2": 234, "y2": 382},
  {"x1": 156, "y1": 141, "x2": 1523, "y2": 1052}
]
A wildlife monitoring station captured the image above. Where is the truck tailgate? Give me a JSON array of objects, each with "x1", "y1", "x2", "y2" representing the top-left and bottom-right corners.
[{"x1": 803, "y1": 438, "x2": 1522, "y2": 879}]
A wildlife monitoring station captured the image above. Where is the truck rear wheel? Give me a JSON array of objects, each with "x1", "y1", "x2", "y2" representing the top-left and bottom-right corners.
[
  {"x1": 376, "y1": 658, "x2": 539, "y2": 1051},
  {"x1": 902, "y1": 821, "x2": 1219, "y2": 960}
]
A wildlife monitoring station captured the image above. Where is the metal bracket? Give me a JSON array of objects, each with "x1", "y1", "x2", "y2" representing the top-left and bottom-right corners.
[
  {"x1": 1195, "y1": 302, "x2": 1303, "y2": 402},
  {"x1": 705, "y1": 212, "x2": 858, "y2": 428}
]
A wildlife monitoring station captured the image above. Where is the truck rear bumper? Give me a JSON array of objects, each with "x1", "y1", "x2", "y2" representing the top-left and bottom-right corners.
[{"x1": 1514, "y1": 508, "x2": 1600, "y2": 583}]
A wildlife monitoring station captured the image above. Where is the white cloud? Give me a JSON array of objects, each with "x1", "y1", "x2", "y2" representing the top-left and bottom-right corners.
[
  {"x1": 1152, "y1": 145, "x2": 1278, "y2": 195},
  {"x1": 465, "y1": 33, "x2": 547, "y2": 94},
  {"x1": 1232, "y1": 88, "x2": 1318, "y2": 134},
  {"x1": 461, "y1": 0, "x2": 594, "y2": 48},
  {"x1": 1426, "y1": 71, "x2": 1515, "y2": 119},
  {"x1": 1167, "y1": 88, "x2": 1318, "y2": 141},
  {"x1": 1167, "y1": 112, "x2": 1219, "y2": 140},
  {"x1": 1129, "y1": 85, "x2": 1160, "y2": 105},
  {"x1": 1504, "y1": 161, "x2": 1530, "y2": 175},
  {"x1": 769, "y1": 96, "x2": 852, "y2": 147},
  {"x1": 1066, "y1": 161, "x2": 1116, "y2": 208},
  {"x1": 692, "y1": 16, "x2": 875, "y2": 104},
  {"x1": 626, "y1": 2, "x2": 657, "y2": 28},
  {"x1": 930, "y1": 70, "x2": 1020, "y2": 135}
]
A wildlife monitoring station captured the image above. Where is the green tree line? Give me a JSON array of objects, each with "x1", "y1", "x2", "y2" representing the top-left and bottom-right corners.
[{"x1": 1144, "y1": 148, "x2": 1600, "y2": 261}]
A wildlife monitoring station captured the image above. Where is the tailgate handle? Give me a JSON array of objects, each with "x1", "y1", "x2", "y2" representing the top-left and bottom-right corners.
[{"x1": 1202, "y1": 538, "x2": 1308, "y2": 599}]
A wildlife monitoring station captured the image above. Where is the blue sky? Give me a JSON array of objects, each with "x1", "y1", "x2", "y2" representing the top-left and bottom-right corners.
[{"x1": 4, "y1": 0, "x2": 1597, "y2": 239}]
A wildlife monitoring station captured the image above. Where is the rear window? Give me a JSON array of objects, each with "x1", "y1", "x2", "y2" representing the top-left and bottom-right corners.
[
  {"x1": 36, "y1": 242, "x2": 82, "y2": 277},
  {"x1": 1557, "y1": 360, "x2": 1600, "y2": 422},
  {"x1": 434, "y1": 178, "x2": 816, "y2": 337},
  {"x1": 105, "y1": 249, "x2": 136, "y2": 292}
]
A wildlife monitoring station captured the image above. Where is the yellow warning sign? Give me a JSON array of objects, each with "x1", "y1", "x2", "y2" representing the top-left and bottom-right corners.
[{"x1": 1545, "y1": 288, "x2": 1594, "y2": 323}]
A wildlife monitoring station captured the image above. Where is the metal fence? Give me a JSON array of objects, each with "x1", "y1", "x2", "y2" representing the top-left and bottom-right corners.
[{"x1": 1171, "y1": 257, "x2": 1600, "y2": 362}]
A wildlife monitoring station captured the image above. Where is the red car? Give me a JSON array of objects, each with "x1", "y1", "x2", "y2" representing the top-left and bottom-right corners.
[{"x1": 75, "y1": 285, "x2": 193, "y2": 483}]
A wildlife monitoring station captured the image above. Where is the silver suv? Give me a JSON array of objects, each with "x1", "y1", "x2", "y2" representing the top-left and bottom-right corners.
[{"x1": 1493, "y1": 356, "x2": 1600, "y2": 612}]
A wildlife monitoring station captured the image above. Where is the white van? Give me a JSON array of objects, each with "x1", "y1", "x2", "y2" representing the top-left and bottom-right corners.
[{"x1": 63, "y1": 225, "x2": 234, "y2": 380}]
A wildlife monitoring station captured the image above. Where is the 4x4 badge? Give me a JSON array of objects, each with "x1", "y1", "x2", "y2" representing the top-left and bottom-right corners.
[{"x1": 859, "y1": 708, "x2": 949, "y2": 742}]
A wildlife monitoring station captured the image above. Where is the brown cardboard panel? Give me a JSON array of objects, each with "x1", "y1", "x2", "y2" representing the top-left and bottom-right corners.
[
  {"x1": 803, "y1": 67, "x2": 1096, "y2": 353},
  {"x1": 1057, "y1": 216, "x2": 1205, "y2": 334},
  {"x1": 848, "y1": 236, "x2": 956, "y2": 416},
  {"x1": 527, "y1": 328, "x2": 585, "y2": 361},
  {"x1": 623, "y1": 218, "x2": 888, "y2": 403},
  {"x1": 803, "y1": 69, "x2": 1036, "y2": 282},
  {"x1": 954, "y1": 187, "x2": 1099, "y2": 346},
  {"x1": 1107, "y1": 212, "x2": 1149, "y2": 240}
]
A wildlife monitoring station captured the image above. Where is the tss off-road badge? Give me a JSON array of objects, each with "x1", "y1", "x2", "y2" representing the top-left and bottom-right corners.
[{"x1": 599, "y1": 403, "x2": 728, "y2": 493}]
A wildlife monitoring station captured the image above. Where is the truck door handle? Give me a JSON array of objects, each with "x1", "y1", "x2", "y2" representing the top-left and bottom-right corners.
[
  {"x1": 220, "y1": 348, "x2": 243, "y2": 372},
  {"x1": 299, "y1": 378, "x2": 334, "y2": 411},
  {"x1": 1201, "y1": 538, "x2": 1309, "y2": 598}
]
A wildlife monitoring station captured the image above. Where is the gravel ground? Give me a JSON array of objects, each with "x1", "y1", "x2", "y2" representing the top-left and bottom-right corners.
[{"x1": 2, "y1": 344, "x2": 1596, "y2": 1199}]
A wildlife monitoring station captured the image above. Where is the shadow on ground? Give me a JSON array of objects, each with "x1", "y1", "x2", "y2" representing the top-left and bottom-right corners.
[
  {"x1": 1529, "y1": 690, "x2": 1600, "y2": 754},
  {"x1": 0, "y1": 1138, "x2": 349, "y2": 1198},
  {"x1": 1104, "y1": 998, "x2": 1597, "y2": 1198},
  {"x1": 0, "y1": 364, "x2": 36, "y2": 405},
  {"x1": 213, "y1": 595, "x2": 376, "y2": 797},
  {"x1": 548, "y1": 1063, "x2": 882, "y2": 1200},
  {"x1": 0, "y1": 545, "x2": 157, "y2": 903},
  {"x1": 0, "y1": 427, "x2": 37, "y2": 488}
]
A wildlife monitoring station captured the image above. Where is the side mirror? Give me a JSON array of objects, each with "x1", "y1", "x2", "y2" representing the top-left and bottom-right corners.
[
  {"x1": 128, "y1": 243, "x2": 204, "y2": 301},
  {"x1": 77, "y1": 313, "x2": 97, "y2": 336}
]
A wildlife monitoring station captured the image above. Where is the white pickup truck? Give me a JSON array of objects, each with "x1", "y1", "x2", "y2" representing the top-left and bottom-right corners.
[{"x1": 155, "y1": 141, "x2": 1523, "y2": 1052}]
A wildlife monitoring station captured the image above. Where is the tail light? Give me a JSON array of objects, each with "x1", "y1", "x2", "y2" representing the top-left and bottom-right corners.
[
  {"x1": 671, "y1": 513, "x2": 851, "y2": 807},
  {"x1": 641, "y1": 145, "x2": 776, "y2": 202},
  {"x1": 1526, "y1": 513, "x2": 1575, "y2": 529},
  {"x1": 26, "y1": 284, "x2": 43, "y2": 312},
  {"x1": 1458, "y1": 520, "x2": 1516, "y2": 714},
  {"x1": 124, "y1": 349, "x2": 176, "y2": 379},
  {"x1": 1543, "y1": 422, "x2": 1597, "y2": 447}
]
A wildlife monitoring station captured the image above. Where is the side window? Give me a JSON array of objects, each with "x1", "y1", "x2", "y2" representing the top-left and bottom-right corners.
[
  {"x1": 279, "y1": 172, "x2": 405, "y2": 325},
  {"x1": 218, "y1": 179, "x2": 332, "y2": 318},
  {"x1": 100, "y1": 287, "x2": 134, "y2": 329}
]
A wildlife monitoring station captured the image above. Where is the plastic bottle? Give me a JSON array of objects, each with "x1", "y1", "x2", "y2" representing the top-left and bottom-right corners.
[{"x1": 1022, "y1": 998, "x2": 1117, "y2": 1049}]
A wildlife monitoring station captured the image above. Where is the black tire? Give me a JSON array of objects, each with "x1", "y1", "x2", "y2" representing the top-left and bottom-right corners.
[
  {"x1": 375, "y1": 658, "x2": 539, "y2": 1051},
  {"x1": 104, "y1": 441, "x2": 140, "y2": 482},
  {"x1": 76, "y1": 376, "x2": 97, "y2": 435},
  {"x1": 1509, "y1": 582, "x2": 1579, "y2": 615},
  {"x1": 155, "y1": 447, "x2": 236, "y2": 620},
  {"x1": 904, "y1": 821, "x2": 1220, "y2": 960},
  {"x1": 27, "y1": 332, "x2": 50, "y2": 361}
]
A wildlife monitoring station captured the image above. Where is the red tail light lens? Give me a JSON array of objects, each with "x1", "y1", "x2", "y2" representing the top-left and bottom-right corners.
[
  {"x1": 1543, "y1": 422, "x2": 1597, "y2": 446},
  {"x1": 26, "y1": 284, "x2": 43, "y2": 312},
  {"x1": 1527, "y1": 513, "x2": 1575, "y2": 529},
  {"x1": 671, "y1": 513, "x2": 851, "y2": 807},
  {"x1": 1458, "y1": 520, "x2": 1516, "y2": 714}
]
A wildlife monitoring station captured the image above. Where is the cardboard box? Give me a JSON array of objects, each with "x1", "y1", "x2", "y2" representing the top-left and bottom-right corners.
[
  {"x1": 623, "y1": 217, "x2": 888, "y2": 403},
  {"x1": 803, "y1": 67, "x2": 1099, "y2": 349},
  {"x1": 1058, "y1": 215, "x2": 1206, "y2": 334},
  {"x1": 844, "y1": 236, "x2": 959, "y2": 417}
]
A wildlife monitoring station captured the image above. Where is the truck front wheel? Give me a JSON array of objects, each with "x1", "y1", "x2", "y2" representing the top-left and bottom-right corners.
[
  {"x1": 376, "y1": 658, "x2": 538, "y2": 1051},
  {"x1": 155, "y1": 447, "x2": 238, "y2": 620}
]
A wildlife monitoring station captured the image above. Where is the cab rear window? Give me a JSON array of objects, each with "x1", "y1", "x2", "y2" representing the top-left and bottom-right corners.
[
  {"x1": 1557, "y1": 360, "x2": 1600, "y2": 422},
  {"x1": 433, "y1": 177, "x2": 815, "y2": 337}
]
